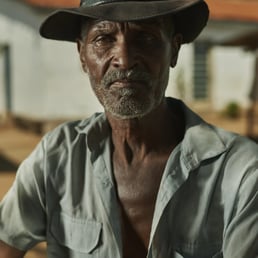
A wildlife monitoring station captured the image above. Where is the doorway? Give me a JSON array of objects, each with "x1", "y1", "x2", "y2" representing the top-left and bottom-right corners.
[{"x1": 0, "y1": 44, "x2": 12, "y2": 124}]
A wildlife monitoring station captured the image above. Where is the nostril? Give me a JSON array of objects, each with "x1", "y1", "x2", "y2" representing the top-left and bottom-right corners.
[
  {"x1": 112, "y1": 52, "x2": 139, "y2": 70},
  {"x1": 112, "y1": 58, "x2": 122, "y2": 69}
]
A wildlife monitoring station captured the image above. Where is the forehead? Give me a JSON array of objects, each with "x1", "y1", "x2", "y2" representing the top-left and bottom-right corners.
[{"x1": 84, "y1": 16, "x2": 173, "y2": 33}]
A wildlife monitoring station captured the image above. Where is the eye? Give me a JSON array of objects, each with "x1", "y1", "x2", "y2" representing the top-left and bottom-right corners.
[
  {"x1": 142, "y1": 33, "x2": 156, "y2": 41},
  {"x1": 135, "y1": 32, "x2": 160, "y2": 46},
  {"x1": 93, "y1": 34, "x2": 115, "y2": 47}
]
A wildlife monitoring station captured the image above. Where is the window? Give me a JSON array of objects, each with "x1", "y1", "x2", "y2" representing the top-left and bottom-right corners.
[
  {"x1": 193, "y1": 42, "x2": 210, "y2": 100},
  {"x1": 0, "y1": 45, "x2": 12, "y2": 116}
]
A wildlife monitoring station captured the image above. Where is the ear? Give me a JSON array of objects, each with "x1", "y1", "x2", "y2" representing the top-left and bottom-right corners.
[
  {"x1": 170, "y1": 33, "x2": 182, "y2": 68},
  {"x1": 77, "y1": 39, "x2": 88, "y2": 73}
]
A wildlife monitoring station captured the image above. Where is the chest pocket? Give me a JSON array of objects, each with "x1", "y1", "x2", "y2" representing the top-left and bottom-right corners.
[
  {"x1": 173, "y1": 251, "x2": 222, "y2": 258},
  {"x1": 51, "y1": 212, "x2": 102, "y2": 255}
]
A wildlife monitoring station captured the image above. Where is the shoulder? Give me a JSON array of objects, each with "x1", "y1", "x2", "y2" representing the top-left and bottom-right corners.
[
  {"x1": 214, "y1": 126, "x2": 258, "y2": 164},
  {"x1": 42, "y1": 112, "x2": 105, "y2": 149},
  {"x1": 22, "y1": 112, "x2": 106, "y2": 170},
  {"x1": 204, "y1": 125, "x2": 258, "y2": 175},
  {"x1": 182, "y1": 122, "x2": 258, "y2": 178},
  {"x1": 209, "y1": 126, "x2": 258, "y2": 202}
]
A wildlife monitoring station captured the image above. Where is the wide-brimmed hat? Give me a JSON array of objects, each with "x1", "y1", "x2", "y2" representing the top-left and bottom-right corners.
[{"x1": 40, "y1": 0, "x2": 209, "y2": 44}]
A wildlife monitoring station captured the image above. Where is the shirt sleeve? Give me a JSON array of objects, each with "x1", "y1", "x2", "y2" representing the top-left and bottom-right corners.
[
  {"x1": 223, "y1": 164, "x2": 258, "y2": 258},
  {"x1": 0, "y1": 139, "x2": 47, "y2": 251}
]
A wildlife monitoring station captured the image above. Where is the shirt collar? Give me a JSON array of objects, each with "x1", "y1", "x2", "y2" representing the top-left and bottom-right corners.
[
  {"x1": 181, "y1": 123, "x2": 231, "y2": 171},
  {"x1": 177, "y1": 99, "x2": 236, "y2": 170},
  {"x1": 74, "y1": 98, "x2": 235, "y2": 169},
  {"x1": 75, "y1": 112, "x2": 110, "y2": 153}
]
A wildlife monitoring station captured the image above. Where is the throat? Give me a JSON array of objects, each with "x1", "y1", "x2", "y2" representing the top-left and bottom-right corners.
[
  {"x1": 122, "y1": 141, "x2": 134, "y2": 164},
  {"x1": 112, "y1": 136, "x2": 147, "y2": 166}
]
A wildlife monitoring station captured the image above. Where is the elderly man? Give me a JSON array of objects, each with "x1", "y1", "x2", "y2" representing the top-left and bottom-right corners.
[{"x1": 0, "y1": 0, "x2": 258, "y2": 257}]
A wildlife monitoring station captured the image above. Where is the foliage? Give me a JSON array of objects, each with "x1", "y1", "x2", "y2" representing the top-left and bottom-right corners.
[{"x1": 223, "y1": 101, "x2": 241, "y2": 119}]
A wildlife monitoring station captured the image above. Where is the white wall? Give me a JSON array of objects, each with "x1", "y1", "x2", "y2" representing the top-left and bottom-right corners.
[
  {"x1": 209, "y1": 46, "x2": 255, "y2": 110},
  {"x1": 167, "y1": 43, "x2": 256, "y2": 111},
  {"x1": 39, "y1": 40, "x2": 103, "y2": 119},
  {"x1": 0, "y1": 14, "x2": 103, "y2": 121},
  {"x1": 166, "y1": 44, "x2": 194, "y2": 102}
]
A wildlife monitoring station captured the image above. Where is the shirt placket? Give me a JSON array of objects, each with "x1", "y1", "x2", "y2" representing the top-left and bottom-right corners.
[
  {"x1": 147, "y1": 146, "x2": 191, "y2": 258},
  {"x1": 90, "y1": 138, "x2": 123, "y2": 257}
]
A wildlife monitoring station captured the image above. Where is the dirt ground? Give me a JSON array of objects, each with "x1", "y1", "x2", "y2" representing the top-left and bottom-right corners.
[{"x1": 0, "y1": 112, "x2": 256, "y2": 258}]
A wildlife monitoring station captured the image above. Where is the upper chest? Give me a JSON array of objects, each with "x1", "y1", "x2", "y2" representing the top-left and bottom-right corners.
[
  {"x1": 112, "y1": 152, "x2": 170, "y2": 254},
  {"x1": 112, "y1": 152, "x2": 169, "y2": 206}
]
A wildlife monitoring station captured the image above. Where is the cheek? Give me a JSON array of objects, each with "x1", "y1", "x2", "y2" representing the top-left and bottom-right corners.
[
  {"x1": 84, "y1": 46, "x2": 112, "y2": 85},
  {"x1": 147, "y1": 44, "x2": 172, "y2": 76},
  {"x1": 84, "y1": 54, "x2": 103, "y2": 84},
  {"x1": 151, "y1": 57, "x2": 171, "y2": 86}
]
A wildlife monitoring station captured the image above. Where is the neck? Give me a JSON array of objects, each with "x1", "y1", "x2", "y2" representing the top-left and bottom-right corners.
[{"x1": 106, "y1": 99, "x2": 183, "y2": 164}]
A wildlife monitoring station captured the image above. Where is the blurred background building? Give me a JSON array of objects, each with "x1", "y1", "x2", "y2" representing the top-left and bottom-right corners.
[
  {"x1": 0, "y1": 0, "x2": 258, "y2": 134},
  {"x1": 0, "y1": 0, "x2": 102, "y2": 130}
]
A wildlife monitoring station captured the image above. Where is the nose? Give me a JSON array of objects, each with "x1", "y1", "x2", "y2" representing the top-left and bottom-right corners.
[{"x1": 112, "y1": 36, "x2": 139, "y2": 70}]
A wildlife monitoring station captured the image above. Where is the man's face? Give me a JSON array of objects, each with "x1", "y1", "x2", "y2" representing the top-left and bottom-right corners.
[{"x1": 78, "y1": 17, "x2": 181, "y2": 119}]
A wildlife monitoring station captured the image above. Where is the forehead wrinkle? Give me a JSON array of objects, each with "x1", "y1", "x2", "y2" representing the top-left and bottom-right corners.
[
  {"x1": 90, "y1": 18, "x2": 165, "y2": 30},
  {"x1": 83, "y1": 16, "x2": 175, "y2": 39},
  {"x1": 89, "y1": 20, "x2": 117, "y2": 33}
]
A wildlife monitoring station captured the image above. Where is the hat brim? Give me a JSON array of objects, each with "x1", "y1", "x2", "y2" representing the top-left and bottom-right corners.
[{"x1": 40, "y1": 0, "x2": 209, "y2": 44}]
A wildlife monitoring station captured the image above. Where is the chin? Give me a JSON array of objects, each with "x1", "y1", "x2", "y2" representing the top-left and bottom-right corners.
[
  {"x1": 106, "y1": 102, "x2": 155, "y2": 120},
  {"x1": 109, "y1": 112, "x2": 147, "y2": 120},
  {"x1": 103, "y1": 92, "x2": 164, "y2": 119}
]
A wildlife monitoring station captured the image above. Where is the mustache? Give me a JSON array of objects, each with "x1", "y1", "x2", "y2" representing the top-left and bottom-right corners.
[{"x1": 102, "y1": 68, "x2": 152, "y2": 88}]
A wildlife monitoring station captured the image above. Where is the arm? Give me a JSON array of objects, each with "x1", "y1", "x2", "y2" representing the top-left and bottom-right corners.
[
  {"x1": 0, "y1": 140, "x2": 47, "y2": 252},
  {"x1": 0, "y1": 240, "x2": 26, "y2": 258},
  {"x1": 220, "y1": 137, "x2": 258, "y2": 258},
  {"x1": 223, "y1": 167, "x2": 258, "y2": 257}
]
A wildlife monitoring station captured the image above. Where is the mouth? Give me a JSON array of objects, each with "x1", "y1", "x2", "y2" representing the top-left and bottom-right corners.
[
  {"x1": 110, "y1": 79, "x2": 148, "y2": 88},
  {"x1": 102, "y1": 68, "x2": 152, "y2": 89}
]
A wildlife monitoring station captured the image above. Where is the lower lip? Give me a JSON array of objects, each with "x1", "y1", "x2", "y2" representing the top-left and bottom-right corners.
[{"x1": 111, "y1": 81, "x2": 146, "y2": 88}]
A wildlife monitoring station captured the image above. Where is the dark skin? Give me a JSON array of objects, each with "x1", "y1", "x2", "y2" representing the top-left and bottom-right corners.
[
  {"x1": 0, "y1": 17, "x2": 183, "y2": 258},
  {"x1": 109, "y1": 104, "x2": 184, "y2": 258},
  {"x1": 0, "y1": 241, "x2": 25, "y2": 258},
  {"x1": 78, "y1": 18, "x2": 184, "y2": 257}
]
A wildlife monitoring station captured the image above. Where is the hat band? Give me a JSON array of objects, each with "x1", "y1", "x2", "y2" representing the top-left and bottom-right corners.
[
  {"x1": 81, "y1": 0, "x2": 157, "y2": 7},
  {"x1": 81, "y1": 0, "x2": 121, "y2": 7}
]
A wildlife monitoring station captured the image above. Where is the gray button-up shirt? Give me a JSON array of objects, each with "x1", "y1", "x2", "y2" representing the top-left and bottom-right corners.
[{"x1": 0, "y1": 98, "x2": 258, "y2": 258}]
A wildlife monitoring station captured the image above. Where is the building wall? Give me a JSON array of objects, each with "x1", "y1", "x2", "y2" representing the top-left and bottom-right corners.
[
  {"x1": 210, "y1": 46, "x2": 255, "y2": 110},
  {"x1": 0, "y1": 13, "x2": 256, "y2": 122},
  {"x1": 0, "y1": 14, "x2": 103, "y2": 121},
  {"x1": 0, "y1": 46, "x2": 5, "y2": 113},
  {"x1": 39, "y1": 40, "x2": 103, "y2": 119},
  {"x1": 167, "y1": 44, "x2": 255, "y2": 112},
  {"x1": 166, "y1": 44, "x2": 194, "y2": 103}
]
